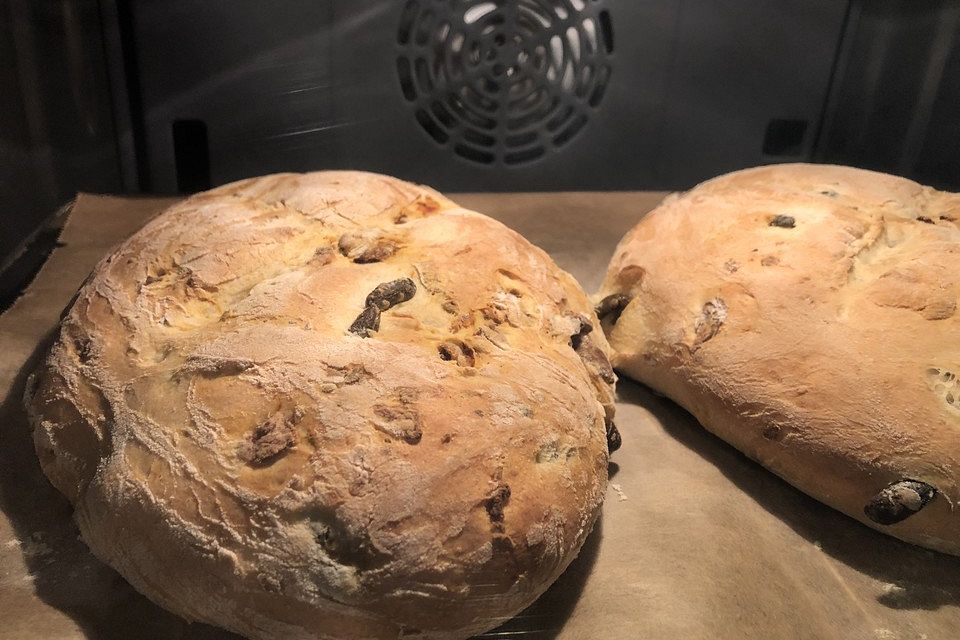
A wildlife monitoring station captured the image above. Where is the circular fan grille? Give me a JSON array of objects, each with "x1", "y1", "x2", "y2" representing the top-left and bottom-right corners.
[{"x1": 397, "y1": 0, "x2": 613, "y2": 165}]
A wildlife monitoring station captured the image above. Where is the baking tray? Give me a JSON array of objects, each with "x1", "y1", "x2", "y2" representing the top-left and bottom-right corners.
[{"x1": 2, "y1": 192, "x2": 959, "y2": 640}]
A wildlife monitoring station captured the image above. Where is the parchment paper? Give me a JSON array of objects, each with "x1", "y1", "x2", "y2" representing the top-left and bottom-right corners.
[{"x1": 2, "y1": 193, "x2": 959, "y2": 640}]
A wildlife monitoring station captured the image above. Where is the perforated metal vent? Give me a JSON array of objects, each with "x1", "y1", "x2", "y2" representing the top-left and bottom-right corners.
[{"x1": 396, "y1": 0, "x2": 613, "y2": 166}]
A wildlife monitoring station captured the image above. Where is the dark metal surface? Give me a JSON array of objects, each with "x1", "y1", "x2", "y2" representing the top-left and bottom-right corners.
[
  {"x1": 817, "y1": 0, "x2": 960, "y2": 191},
  {"x1": 127, "y1": 0, "x2": 848, "y2": 193},
  {"x1": 0, "y1": 0, "x2": 120, "y2": 280}
]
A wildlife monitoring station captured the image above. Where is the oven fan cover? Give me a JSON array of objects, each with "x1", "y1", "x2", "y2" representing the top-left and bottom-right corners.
[{"x1": 396, "y1": 0, "x2": 614, "y2": 166}]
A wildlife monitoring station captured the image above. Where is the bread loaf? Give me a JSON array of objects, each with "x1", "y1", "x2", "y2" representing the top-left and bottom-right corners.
[
  {"x1": 598, "y1": 164, "x2": 960, "y2": 554},
  {"x1": 25, "y1": 171, "x2": 618, "y2": 639}
]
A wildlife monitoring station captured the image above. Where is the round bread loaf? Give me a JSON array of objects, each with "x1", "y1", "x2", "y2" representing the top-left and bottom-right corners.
[
  {"x1": 598, "y1": 163, "x2": 960, "y2": 555},
  {"x1": 25, "y1": 172, "x2": 618, "y2": 639}
]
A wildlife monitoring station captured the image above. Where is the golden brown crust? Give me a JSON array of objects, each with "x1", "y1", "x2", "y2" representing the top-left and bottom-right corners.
[
  {"x1": 25, "y1": 171, "x2": 615, "y2": 639},
  {"x1": 599, "y1": 163, "x2": 960, "y2": 555}
]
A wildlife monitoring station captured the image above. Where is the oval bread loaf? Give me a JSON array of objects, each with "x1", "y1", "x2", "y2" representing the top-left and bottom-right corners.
[
  {"x1": 598, "y1": 163, "x2": 960, "y2": 554},
  {"x1": 25, "y1": 171, "x2": 618, "y2": 639}
]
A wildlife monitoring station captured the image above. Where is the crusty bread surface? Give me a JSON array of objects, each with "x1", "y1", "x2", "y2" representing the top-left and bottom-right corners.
[
  {"x1": 25, "y1": 171, "x2": 616, "y2": 639},
  {"x1": 598, "y1": 163, "x2": 960, "y2": 554}
]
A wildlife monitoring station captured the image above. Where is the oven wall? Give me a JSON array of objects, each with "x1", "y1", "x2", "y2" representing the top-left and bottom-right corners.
[
  {"x1": 124, "y1": 0, "x2": 848, "y2": 193},
  {"x1": 0, "y1": 0, "x2": 120, "y2": 284}
]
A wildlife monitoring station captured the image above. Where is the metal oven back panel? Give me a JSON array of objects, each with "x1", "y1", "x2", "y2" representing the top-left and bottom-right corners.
[{"x1": 128, "y1": 0, "x2": 848, "y2": 193}]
